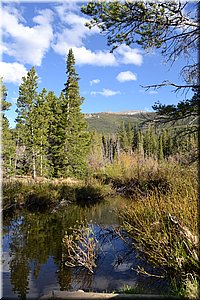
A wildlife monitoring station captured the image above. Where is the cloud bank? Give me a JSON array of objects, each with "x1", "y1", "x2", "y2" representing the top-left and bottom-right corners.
[{"x1": 91, "y1": 88, "x2": 121, "y2": 97}]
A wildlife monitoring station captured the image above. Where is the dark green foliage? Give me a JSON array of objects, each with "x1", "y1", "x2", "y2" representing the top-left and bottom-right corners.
[
  {"x1": 117, "y1": 121, "x2": 130, "y2": 153},
  {"x1": 15, "y1": 67, "x2": 39, "y2": 179},
  {"x1": 4, "y1": 50, "x2": 91, "y2": 179},
  {"x1": 81, "y1": 2, "x2": 198, "y2": 61},
  {"x1": 61, "y1": 49, "x2": 91, "y2": 178},
  {"x1": 114, "y1": 121, "x2": 197, "y2": 161},
  {"x1": 152, "y1": 90, "x2": 199, "y2": 132},
  {"x1": 47, "y1": 91, "x2": 65, "y2": 177},
  {"x1": 1, "y1": 78, "x2": 16, "y2": 176}
]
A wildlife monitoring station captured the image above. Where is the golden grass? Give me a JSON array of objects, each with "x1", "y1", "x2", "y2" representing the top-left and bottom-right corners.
[{"x1": 113, "y1": 154, "x2": 198, "y2": 297}]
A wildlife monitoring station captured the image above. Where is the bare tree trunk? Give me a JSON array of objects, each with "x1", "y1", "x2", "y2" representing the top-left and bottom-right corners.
[
  {"x1": 40, "y1": 135, "x2": 43, "y2": 177},
  {"x1": 31, "y1": 126, "x2": 37, "y2": 179},
  {"x1": 32, "y1": 151, "x2": 36, "y2": 179}
]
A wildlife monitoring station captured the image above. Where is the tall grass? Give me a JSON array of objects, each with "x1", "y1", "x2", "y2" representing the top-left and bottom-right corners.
[
  {"x1": 3, "y1": 178, "x2": 112, "y2": 211},
  {"x1": 108, "y1": 153, "x2": 199, "y2": 297}
]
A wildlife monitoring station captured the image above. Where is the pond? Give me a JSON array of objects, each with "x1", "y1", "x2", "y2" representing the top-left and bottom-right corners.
[{"x1": 2, "y1": 197, "x2": 170, "y2": 299}]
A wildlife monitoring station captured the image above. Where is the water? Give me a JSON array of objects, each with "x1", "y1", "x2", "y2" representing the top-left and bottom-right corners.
[{"x1": 2, "y1": 197, "x2": 170, "y2": 299}]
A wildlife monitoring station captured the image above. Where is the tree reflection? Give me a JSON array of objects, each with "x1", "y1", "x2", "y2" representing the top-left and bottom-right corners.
[
  {"x1": 4, "y1": 206, "x2": 87, "y2": 298},
  {"x1": 3, "y1": 198, "x2": 129, "y2": 298}
]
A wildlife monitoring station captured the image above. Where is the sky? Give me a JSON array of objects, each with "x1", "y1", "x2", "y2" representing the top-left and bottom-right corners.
[{"x1": 1, "y1": 1, "x2": 195, "y2": 128}]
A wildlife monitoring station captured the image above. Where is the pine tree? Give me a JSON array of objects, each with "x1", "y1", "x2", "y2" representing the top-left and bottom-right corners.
[
  {"x1": 1, "y1": 78, "x2": 16, "y2": 176},
  {"x1": 16, "y1": 67, "x2": 39, "y2": 179},
  {"x1": 61, "y1": 49, "x2": 91, "y2": 177},
  {"x1": 117, "y1": 121, "x2": 129, "y2": 153},
  {"x1": 126, "y1": 122, "x2": 134, "y2": 154},
  {"x1": 138, "y1": 130, "x2": 144, "y2": 156},
  {"x1": 132, "y1": 124, "x2": 139, "y2": 152},
  {"x1": 47, "y1": 91, "x2": 65, "y2": 177},
  {"x1": 33, "y1": 88, "x2": 51, "y2": 177},
  {"x1": 151, "y1": 127, "x2": 158, "y2": 159},
  {"x1": 158, "y1": 135, "x2": 164, "y2": 160}
]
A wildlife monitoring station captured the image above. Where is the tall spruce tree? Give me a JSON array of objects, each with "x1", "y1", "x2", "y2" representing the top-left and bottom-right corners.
[
  {"x1": 34, "y1": 88, "x2": 51, "y2": 177},
  {"x1": 1, "y1": 78, "x2": 16, "y2": 176},
  {"x1": 47, "y1": 91, "x2": 65, "y2": 177},
  {"x1": 61, "y1": 49, "x2": 91, "y2": 177},
  {"x1": 16, "y1": 67, "x2": 39, "y2": 179}
]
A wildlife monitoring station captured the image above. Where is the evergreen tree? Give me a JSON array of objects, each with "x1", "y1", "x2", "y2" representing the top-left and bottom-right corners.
[
  {"x1": 1, "y1": 78, "x2": 16, "y2": 176},
  {"x1": 33, "y1": 88, "x2": 51, "y2": 177},
  {"x1": 138, "y1": 130, "x2": 144, "y2": 156},
  {"x1": 61, "y1": 49, "x2": 91, "y2": 177},
  {"x1": 15, "y1": 67, "x2": 39, "y2": 179},
  {"x1": 47, "y1": 91, "x2": 66, "y2": 177},
  {"x1": 132, "y1": 124, "x2": 139, "y2": 152},
  {"x1": 158, "y1": 135, "x2": 164, "y2": 160},
  {"x1": 117, "y1": 121, "x2": 129, "y2": 153},
  {"x1": 151, "y1": 127, "x2": 158, "y2": 159}
]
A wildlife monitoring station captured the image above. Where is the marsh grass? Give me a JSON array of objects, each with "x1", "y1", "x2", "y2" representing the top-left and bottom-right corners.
[
  {"x1": 114, "y1": 155, "x2": 198, "y2": 297},
  {"x1": 2, "y1": 178, "x2": 111, "y2": 212}
]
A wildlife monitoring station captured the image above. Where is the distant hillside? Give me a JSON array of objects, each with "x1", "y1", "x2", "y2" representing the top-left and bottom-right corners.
[
  {"x1": 85, "y1": 110, "x2": 197, "y2": 134},
  {"x1": 85, "y1": 111, "x2": 154, "y2": 133}
]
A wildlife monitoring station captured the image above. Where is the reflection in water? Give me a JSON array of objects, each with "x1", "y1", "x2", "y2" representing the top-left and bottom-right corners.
[{"x1": 3, "y1": 197, "x2": 170, "y2": 299}]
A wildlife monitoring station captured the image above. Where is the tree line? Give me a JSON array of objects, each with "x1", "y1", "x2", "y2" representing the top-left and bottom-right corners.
[
  {"x1": 88, "y1": 122, "x2": 197, "y2": 167},
  {"x1": 2, "y1": 49, "x2": 91, "y2": 179}
]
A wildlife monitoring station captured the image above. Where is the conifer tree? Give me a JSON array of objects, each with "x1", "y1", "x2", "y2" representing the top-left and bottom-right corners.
[
  {"x1": 33, "y1": 88, "x2": 51, "y2": 177},
  {"x1": 132, "y1": 124, "x2": 139, "y2": 152},
  {"x1": 61, "y1": 49, "x2": 91, "y2": 177},
  {"x1": 47, "y1": 91, "x2": 65, "y2": 177},
  {"x1": 16, "y1": 67, "x2": 39, "y2": 179},
  {"x1": 158, "y1": 135, "x2": 164, "y2": 160},
  {"x1": 117, "y1": 121, "x2": 129, "y2": 153},
  {"x1": 138, "y1": 130, "x2": 144, "y2": 156},
  {"x1": 1, "y1": 78, "x2": 16, "y2": 176}
]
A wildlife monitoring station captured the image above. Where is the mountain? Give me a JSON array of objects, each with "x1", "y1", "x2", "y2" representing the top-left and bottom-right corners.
[{"x1": 85, "y1": 111, "x2": 154, "y2": 133}]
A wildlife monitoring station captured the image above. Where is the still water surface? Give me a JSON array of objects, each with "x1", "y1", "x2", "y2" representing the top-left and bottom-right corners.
[{"x1": 3, "y1": 197, "x2": 170, "y2": 299}]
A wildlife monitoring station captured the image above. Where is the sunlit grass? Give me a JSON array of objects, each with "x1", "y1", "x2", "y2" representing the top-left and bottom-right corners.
[{"x1": 112, "y1": 154, "x2": 198, "y2": 297}]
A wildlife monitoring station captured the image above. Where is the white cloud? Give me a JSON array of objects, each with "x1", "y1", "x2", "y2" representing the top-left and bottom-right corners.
[
  {"x1": 52, "y1": 4, "x2": 143, "y2": 67},
  {"x1": 0, "y1": 62, "x2": 28, "y2": 84},
  {"x1": 116, "y1": 71, "x2": 137, "y2": 82},
  {"x1": 90, "y1": 79, "x2": 100, "y2": 86},
  {"x1": 54, "y1": 3, "x2": 99, "y2": 48},
  {"x1": 1, "y1": 4, "x2": 144, "y2": 69},
  {"x1": 53, "y1": 43, "x2": 117, "y2": 66},
  {"x1": 2, "y1": 6, "x2": 54, "y2": 66},
  {"x1": 91, "y1": 88, "x2": 121, "y2": 97},
  {"x1": 116, "y1": 45, "x2": 143, "y2": 66}
]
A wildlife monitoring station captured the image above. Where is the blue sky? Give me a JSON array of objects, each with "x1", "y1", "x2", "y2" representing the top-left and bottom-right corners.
[{"x1": 1, "y1": 1, "x2": 195, "y2": 128}]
